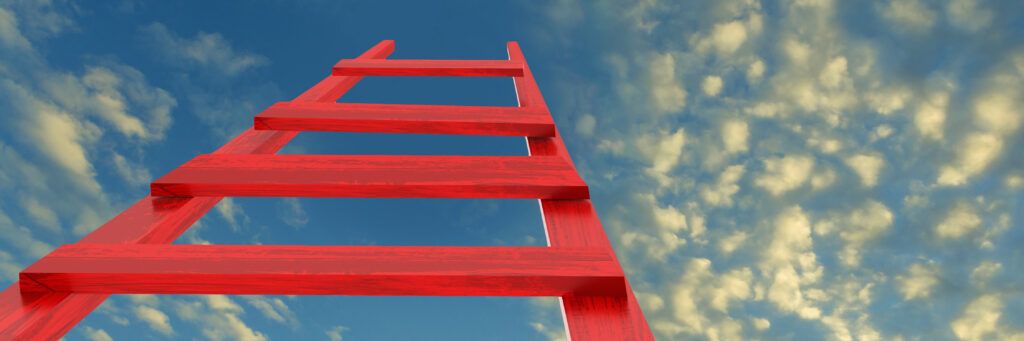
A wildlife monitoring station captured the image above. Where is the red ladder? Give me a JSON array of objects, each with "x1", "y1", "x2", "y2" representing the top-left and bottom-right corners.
[{"x1": 1, "y1": 40, "x2": 654, "y2": 340}]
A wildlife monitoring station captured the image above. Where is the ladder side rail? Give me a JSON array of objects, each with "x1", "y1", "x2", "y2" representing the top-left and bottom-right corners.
[{"x1": 508, "y1": 42, "x2": 655, "y2": 341}]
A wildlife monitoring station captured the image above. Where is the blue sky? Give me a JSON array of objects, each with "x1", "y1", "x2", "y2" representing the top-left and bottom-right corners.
[{"x1": 1, "y1": 0, "x2": 1023, "y2": 340}]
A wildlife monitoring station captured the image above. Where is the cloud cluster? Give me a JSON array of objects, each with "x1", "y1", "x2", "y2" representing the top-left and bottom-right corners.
[{"x1": 533, "y1": 0, "x2": 1023, "y2": 339}]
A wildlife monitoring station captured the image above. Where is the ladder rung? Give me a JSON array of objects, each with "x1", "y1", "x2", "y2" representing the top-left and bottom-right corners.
[
  {"x1": 333, "y1": 59, "x2": 524, "y2": 77},
  {"x1": 21, "y1": 244, "x2": 625, "y2": 296},
  {"x1": 150, "y1": 155, "x2": 589, "y2": 199},
  {"x1": 255, "y1": 102, "x2": 555, "y2": 137}
]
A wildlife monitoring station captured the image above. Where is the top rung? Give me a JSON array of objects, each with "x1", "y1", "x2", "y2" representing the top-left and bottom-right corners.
[{"x1": 333, "y1": 59, "x2": 524, "y2": 77}]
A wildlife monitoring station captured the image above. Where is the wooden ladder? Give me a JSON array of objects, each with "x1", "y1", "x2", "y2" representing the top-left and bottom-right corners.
[{"x1": 1, "y1": 40, "x2": 654, "y2": 340}]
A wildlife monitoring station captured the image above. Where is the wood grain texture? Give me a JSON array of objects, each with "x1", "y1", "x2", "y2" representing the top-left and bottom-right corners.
[
  {"x1": 510, "y1": 41, "x2": 655, "y2": 340},
  {"x1": 295, "y1": 40, "x2": 395, "y2": 102},
  {"x1": 333, "y1": 59, "x2": 524, "y2": 77},
  {"x1": 255, "y1": 101, "x2": 555, "y2": 137},
  {"x1": 0, "y1": 40, "x2": 392, "y2": 341},
  {"x1": 0, "y1": 288, "x2": 104, "y2": 339},
  {"x1": 545, "y1": 201, "x2": 653, "y2": 340},
  {"x1": 3, "y1": 40, "x2": 656, "y2": 340},
  {"x1": 78, "y1": 196, "x2": 219, "y2": 245},
  {"x1": 23, "y1": 245, "x2": 624, "y2": 296},
  {"x1": 151, "y1": 155, "x2": 589, "y2": 199}
]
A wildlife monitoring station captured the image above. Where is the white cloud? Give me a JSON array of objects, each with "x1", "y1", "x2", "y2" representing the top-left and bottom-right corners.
[
  {"x1": 19, "y1": 197, "x2": 60, "y2": 233},
  {"x1": 648, "y1": 52, "x2": 687, "y2": 114},
  {"x1": 278, "y1": 198, "x2": 309, "y2": 229},
  {"x1": 810, "y1": 167, "x2": 836, "y2": 190},
  {"x1": 706, "y1": 319, "x2": 745, "y2": 341},
  {"x1": 0, "y1": 250, "x2": 22, "y2": 281},
  {"x1": 173, "y1": 295, "x2": 268, "y2": 341},
  {"x1": 0, "y1": 7, "x2": 31, "y2": 50},
  {"x1": 763, "y1": 206, "x2": 822, "y2": 319},
  {"x1": 897, "y1": 263, "x2": 940, "y2": 300},
  {"x1": 702, "y1": 75, "x2": 724, "y2": 97},
  {"x1": 710, "y1": 20, "x2": 748, "y2": 55},
  {"x1": 687, "y1": 210, "x2": 707, "y2": 241},
  {"x1": 542, "y1": 0, "x2": 583, "y2": 30},
  {"x1": 817, "y1": 278, "x2": 881, "y2": 341},
  {"x1": 809, "y1": 135, "x2": 842, "y2": 154},
  {"x1": 818, "y1": 57, "x2": 849, "y2": 89},
  {"x1": 973, "y1": 85, "x2": 1022, "y2": 135},
  {"x1": 935, "y1": 202, "x2": 982, "y2": 239},
  {"x1": 652, "y1": 202, "x2": 687, "y2": 233},
  {"x1": 951, "y1": 295, "x2": 1002, "y2": 341},
  {"x1": 670, "y1": 258, "x2": 753, "y2": 338},
  {"x1": 20, "y1": 101, "x2": 98, "y2": 188},
  {"x1": 620, "y1": 229, "x2": 686, "y2": 262},
  {"x1": 701, "y1": 164, "x2": 745, "y2": 207},
  {"x1": 747, "y1": 58, "x2": 766, "y2": 84},
  {"x1": 326, "y1": 326, "x2": 350, "y2": 341},
  {"x1": 710, "y1": 267, "x2": 754, "y2": 312},
  {"x1": 914, "y1": 90, "x2": 948, "y2": 139},
  {"x1": 752, "y1": 317, "x2": 771, "y2": 331},
  {"x1": 0, "y1": 0, "x2": 75, "y2": 39},
  {"x1": 620, "y1": 195, "x2": 691, "y2": 261},
  {"x1": 867, "y1": 86, "x2": 911, "y2": 115},
  {"x1": 134, "y1": 305, "x2": 174, "y2": 335},
  {"x1": 754, "y1": 155, "x2": 815, "y2": 196},
  {"x1": 111, "y1": 152, "x2": 152, "y2": 187},
  {"x1": 970, "y1": 261, "x2": 1001, "y2": 286},
  {"x1": 215, "y1": 197, "x2": 248, "y2": 231},
  {"x1": 718, "y1": 231, "x2": 748, "y2": 256},
  {"x1": 880, "y1": 0, "x2": 936, "y2": 31},
  {"x1": 638, "y1": 292, "x2": 666, "y2": 313},
  {"x1": 0, "y1": 188, "x2": 57, "y2": 261},
  {"x1": 870, "y1": 124, "x2": 894, "y2": 141},
  {"x1": 817, "y1": 200, "x2": 893, "y2": 266},
  {"x1": 525, "y1": 0, "x2": 1024, "y2": 339},
  {"x1": 80, "y1": 67, "x2": 147, "y2": 138},
  {"x1": 526, "y1": 297, "x2": 567, "y2": 341},
  {"x1": 978, "y1": 213, "x2": 1012, "y2": 251},
  {"x1": 783, "y1": 39, "x2": 811, "y2": 65},
  {"x1": 128, "y1": 294, "x2": 160, "y2": 306},
  {"x1": 0, "y1": 5, "x2": 175, "y2": 242},
  {"x1": 947, "y1": 0, "x2": 993, "y2": 32},
  {"x1": 141, "y1": 22, "x2": 268, "y2": 76},
  {"x1": 637, "y1": 128, "x2": 686, "y2": 187},
  {"x1": 767, "y1": 265, "x2": 821, "y2": 319},
  {"x1": 40, "y1": 65, "x2": 176, "y2": 141},
  {"x1": 844, "y1": 153, "x2": 884, "y2": 187},
  {"x1": 937, "y1": 132, "x2": 1002, "y2": 186},
  {"x1": 1007, "y1": 174, "x2": 1024, "y2": 189},
  {"x1": 242, "y1": 296, "x2": 299, "y2": 327},
  {"x1": 206, "y1": 294, "x2": 244, "y2": 313},
  {"x1": 81, "y1": 326, "x2": 114, "y2": 341},
  {"x1": 721, "y1": 119, "x2": 749, "y2": 154},
  {"x1": 938, "y1": 56, "x2": 1022, "y2": 186},
  {"x1": 575, "y1": 113, "x2": 596, "y2": 137}
]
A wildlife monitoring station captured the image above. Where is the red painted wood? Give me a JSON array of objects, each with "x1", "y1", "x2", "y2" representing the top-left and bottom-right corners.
[
  {"x1": 509, "y1": 42, "x2": 655, "y2": 340},
  {"x1": 23, "y1": 245, "x2": 624, "y2": 296},
  {"x1": 544, "y1": 202, "x2": 653, "y2": 340},
  {"x1": 295, "y1": 40, "x2": 396, "y2": 102},
  {"x1": 333, "y1": 59, "x2": 524, "y2": 77},
  {"x1": 2, "y1": 40, "x2": 656, "y2": 340},
  {"x1": 151, "y1": 155, "x2": 589, "y2": 199},
  {"x1": 0, "y1": 288, "x2": 103, "y2": 339},
  {"x1": 0, "y1": 40, "x2": 391, "y2": 340},
  {"x1": 255, "y1": 101, "x2": 555, "y2": 137}
]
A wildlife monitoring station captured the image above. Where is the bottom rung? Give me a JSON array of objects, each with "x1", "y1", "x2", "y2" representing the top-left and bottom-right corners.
[{"x1": 21, "y1": 244, "x2": 625, "y2": 296}]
